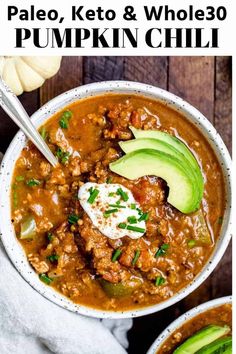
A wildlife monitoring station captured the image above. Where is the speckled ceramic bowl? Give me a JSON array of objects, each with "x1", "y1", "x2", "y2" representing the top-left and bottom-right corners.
[
  {"x1": 147, "y1": 296, "x2": 232, "y2": 354},
  {"x1": 0, "y1": 81, "x2": 232, "y2": 318}
]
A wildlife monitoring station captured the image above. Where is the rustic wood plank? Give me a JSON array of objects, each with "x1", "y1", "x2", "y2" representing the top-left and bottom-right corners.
[
  {"x1": 211, "y1": 56, "x2": 232, "y2": 297},
  {"x1": 214, "y1": 56, "x2": 232, "y2": 153},
  {"x1": 83, "y1": 56, "x2": 124, "y2": 83},
  {"x1": 124, "y1": 57, "x2": 168, "y2": 88},
  {"x1": 0, "y1": 91, "x2": 39, "y2": 152},
  {"x1": 168, "y1": 57, "x2": 215, "y2": 123},
  {"x1": 211, "y1": 57, "x2": 232, "y2": 298},
  {"x1": 40, "y1": 56, "x2": 83, "y2": 105},
  {"x1": 211, "y1": 241, "x2": 232, "y2": 298}
]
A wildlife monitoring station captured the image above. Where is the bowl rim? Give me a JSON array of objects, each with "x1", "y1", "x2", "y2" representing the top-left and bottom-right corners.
[
  {"x1": 147, "y1": 295, "x2": 232, "y2": 354},
  {"x1": 0, "y1": 80, "x2": 232, "y2": 319}
]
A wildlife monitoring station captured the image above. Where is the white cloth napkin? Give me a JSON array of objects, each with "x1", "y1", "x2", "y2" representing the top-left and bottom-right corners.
[{"x1": 0, "y1": 152, "x2": 132, "y2": 354}]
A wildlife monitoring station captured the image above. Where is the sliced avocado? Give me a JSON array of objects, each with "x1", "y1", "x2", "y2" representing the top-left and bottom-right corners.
[
  {"x1": 173, "y1": 325, "x2": 231, "y2": 354},
  {"x1": 196, "y1": 336, "x2": 232, "y2": 354},
  {"x1": 119, "y1": 137, "x2": 203, "y2": 201},
  {"x1": 130, "y1": 126, "x2": 204, "y2": 195},
  {"x1": 110, "y1": 149, "x2": 200, "y2": 213}
]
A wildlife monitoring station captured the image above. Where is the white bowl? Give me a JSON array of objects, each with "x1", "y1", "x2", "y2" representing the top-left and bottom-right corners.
[
  {"x1": 0, "y1": 81, "x2": 232, "y2": 319},
  {"x1": 147, "y1": 295, "x2": 232, "y2": 354}
]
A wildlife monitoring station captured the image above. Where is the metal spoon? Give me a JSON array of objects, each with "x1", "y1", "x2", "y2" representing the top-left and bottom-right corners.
[{"x1": 0, "y1": 78, "x2": 58, "y2": 167}]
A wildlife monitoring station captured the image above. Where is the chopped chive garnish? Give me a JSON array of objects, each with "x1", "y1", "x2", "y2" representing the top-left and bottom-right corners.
[
  {"x1": 116, "y1": 188, "x2": 129, "y2": 202},
  {"x1": 109, "y1": 204, "x2": 126, "y2": 209},
  {"x1": 155, "y1": 244, "x2": 169, "y2": 258},
  {"x1": 138, "y1": 212, "x2": 149, "y2": 222},
  {"x1": 40, "y1": 127, "x2": 47, "y2": 140},
  {"x1": 130, "y1": 203, "x2": 136, "y2": 210},
  {"x1": 59, "y1": 110, "x2": 72, "y2": 129},
  {"x1": 26, "y1": 179, "x2": 41, "y2": 187},
  {"x1": 63, "y1": 110, "x2": 73, "y2": 119},
  {"x1": 188, "y1": 240, "x2": 196, "y2": 248},
  {"x1": 59, "y1": 117, "x2": 69, "y2": 129},
  {"x1": 155, "y1": 276, "x2": 165, "y2": 286},
  {"x1": 118, "y1": 222, "x2": 127, "y2": 229},
  {"x1": 108, "y1": 192, "x2": 115, "y2": 197},
  {"x1": 68, "y1": 214, "x2": 80, "y2": 224},
  {"x1": 106, "y1": 177, "x2": 113, "y2": 184},
  {"x1": 56, "y1": 147, "x2": 63, "y2": 158},
  {"x1": 16, "y1": 175, "x2": 24, "y2": 182},
  {"x1": 61, "y1": 153, "x2": 70, "y2": 164},
  {"x1": 39, "y1": 273, "x2": 53, "y2": 285},
  {"x1": 136, "y1": 208, "x2": 142, "y2": 215},
  {"x1": 47, "y1": 254, "x2": 59, "y2": 262},
  {"x1": 112, "y1": 249, "x2": 122, "y2": 262},
  {"x1": 104, "y1": 209, "x2": 118, "y2": 217},
  {"x1": 87, "y1": 188, "x2": 99, "y2": 204},
  {"x1": 218, "y1": 216, "x2": 223, "y2": 225},
  {"x1": 56, "y1": 148, "x2": 70, "y2": 164},
  {"x1": 117, "y1": 223, "x2": 145, "y2": 233},
  {"x1": 127, "y1": 225, "x2": 145, "y2": 233},
  {"x1": 47, "y1": 232, "x2": 53, "y2": 242},
  {"x1": 132, "y1": 250, "x2": 140, "y2": 266},
  {"x1": 127, "y1": 216, "x2": 137, "y2": 224}
]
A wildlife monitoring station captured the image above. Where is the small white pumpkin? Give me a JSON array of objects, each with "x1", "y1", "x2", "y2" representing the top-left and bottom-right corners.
[{"x1": 0, "y1": 56, "x2": 62, "y2": 95}]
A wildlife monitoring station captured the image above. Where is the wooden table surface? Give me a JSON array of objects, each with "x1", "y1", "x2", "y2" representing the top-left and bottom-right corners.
[{"x1": 0, "y1": 56, "x2": 232, "y2": 354}]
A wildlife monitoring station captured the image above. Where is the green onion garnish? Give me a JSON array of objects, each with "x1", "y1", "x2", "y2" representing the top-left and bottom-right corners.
[
  {"x1": 59, "y1": 110, "x2": 72, "y2": 129},
  {"x1": 132, "y1": 250, "x2": 140, "y2": 266},
  {"x1": 104, "y1": 209, "x2": 118, "y2": 217},
  {"x1": 111, "y1": 249, "x2": 122, "y2": 262},
  {"x1": 127, "y1": 216, "x2": 137, "y2": 224},
  {"x1": 87, "y1": 188, "x2": 99, "y2": 204},
  {"x1": 40, "y1": 127, "x2": 48, "y2": 140},
  {"x1": 39, "y1": 273, "x2": 53, "y2": 285},
  {"x1": 116, "y1": 188, "x2": 129, "y2": 202},
  {"x1": 218, "y1": 216, "x2": 223, "y2": 225},
  {"x1": 68, "y1": 214, "x2": 80, "y2": 224},
  {"x1": 118, "y1": 222, "x2": 127, "y2": 229},
  {"x1": 47, "y1": 254, "x2": 59, "y2": 262},
  {"x1": 187, "y1": 240, "x2": 196, "y2": 248},
  {"x1": 47, "y1": 232, "x2": 53, "y2": 242},
  {"x1": 155, "y1": 243, "x2": 169, "y2": 258},
  {"x1": 26, "y1": 179, "x2": 41, "y2": 187},
  {"x1": 138, "y1": 212, "x2": 149, "y2": 222},
  {"x1": 130, "y1": 203, "x2": 136, "y2": 210},
  {"x1": 127, "y1": 225, "x2": 145, "y2": 233},
  {"x1": 16, "y1": 175, "x2": 25, "y2": 182},
  {"x1": 109, "y1": 204, "x2": 126, "y2": 209},
  {"x1": 108, "y1": 192, "x2": 115, "y2": 197},
  {"x1": 155, "y1": 276, "x2": 165, "y2": 286},
  {"x1": 106, "y1": 177, "x2": 113, "y2": 184}
]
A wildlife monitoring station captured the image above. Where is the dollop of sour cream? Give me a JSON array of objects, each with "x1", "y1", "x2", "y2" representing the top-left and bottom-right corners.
[{"x1": 78, "y1": 182, "x2": 147, "y2": 240}]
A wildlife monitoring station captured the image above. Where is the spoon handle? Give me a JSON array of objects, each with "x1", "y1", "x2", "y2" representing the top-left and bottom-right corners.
[{"x1": 0, "y1": 79, "x2": 58, "y2": 167}]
